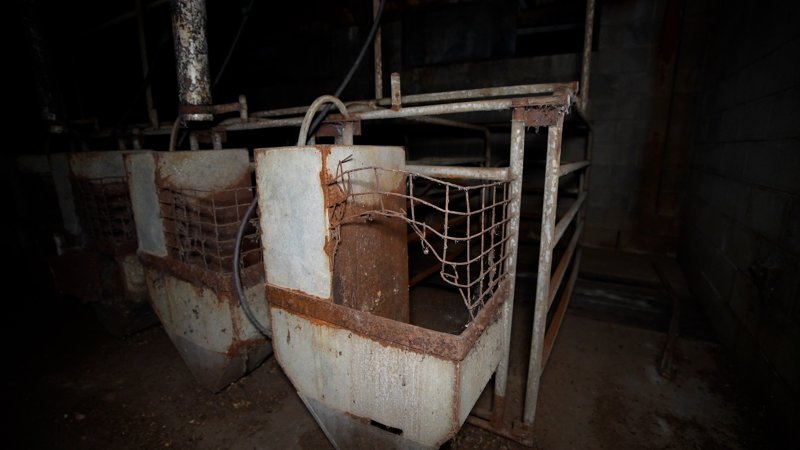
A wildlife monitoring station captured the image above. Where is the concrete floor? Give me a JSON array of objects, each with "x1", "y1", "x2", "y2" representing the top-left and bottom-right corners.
[{"x1": 9, "y1": 293, "x2": 755, "y2": 449}]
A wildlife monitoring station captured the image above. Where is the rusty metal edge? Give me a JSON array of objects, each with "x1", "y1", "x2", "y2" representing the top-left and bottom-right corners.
[
  {"x1": 266, "y1": 280, "x2": 509, "y2": 362},
  {"x1": 139, "y1": 252, "x2": 263, "y2": 294}
]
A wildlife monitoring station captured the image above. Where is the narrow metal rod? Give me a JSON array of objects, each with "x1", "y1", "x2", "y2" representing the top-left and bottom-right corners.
[
  {"x1": 523, "y1": 110, "x2": 565, "y2": 423},
  {"x1": 250, "y1": 82, "x2": 577, "y2": 118},
  {"x1": 559, "y1": 160, "x2": 590, "y2": 177},
  {"x1": 394, "y1": 83, "x2": 575, "y2": 106},
  {"x1": 491, "y1": 111, "x2": 526, "y2": 423},
  {"x1": 553, "y1": 192, "x2": 587, "y2": 246},
  {"x1": 406, "y1": 165, "x2": 509, "y2": 182},
  {"x1": 542, "y1": 249, "x2": 582, "y2": 367},
  {"x1": 403, "y1": 115, "x2": 488, "y2": 132},
  {"x1": 373, "y1": 0, "x2": 383, "y2": 99},
  {"x1": 548, "y1": 220, "x2": 584, "y2": 309},
  {"x1": 579, "y1": 0, "x2": 596, "y2": 112},
  {"x1": 466, "y1": 416, "x2": 531, "y2": 446},
  {"x1": 135, "y1": 0, "x2": 157, "y2": 128},
  {"x1": 223, "y1": 95, "x2": 569, "y2": 131}
]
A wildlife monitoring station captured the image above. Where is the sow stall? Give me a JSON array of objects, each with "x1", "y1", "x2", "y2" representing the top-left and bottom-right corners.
[
  {"x1": 125, "y1": 149, "x2": 271, "y2": 392},
  {"x1": 251, "y1": 82, "x2": 587, "y2": 448}
]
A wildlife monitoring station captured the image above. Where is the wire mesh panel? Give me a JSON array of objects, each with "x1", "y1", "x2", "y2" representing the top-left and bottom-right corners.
[
  {"x1": 158, "y1": 186, "x2": 262, "y2": 273},
  {"x1": 72, "y1": 176, "x2": 137, "y2": 252},
  {"x1": 328, "y1": 166, "x2": 511, "y2": 321}
]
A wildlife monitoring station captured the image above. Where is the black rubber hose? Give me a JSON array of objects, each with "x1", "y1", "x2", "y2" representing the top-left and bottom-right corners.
[
  {"x1": 233, "y1": 195, "x2": 270, "y2": 336},
  {"x1": 234, "y1": 0, "x2": 386, "y2": 336},
  {"x1": 306, "y1": 0, "x2": 386, "y2": 139}
]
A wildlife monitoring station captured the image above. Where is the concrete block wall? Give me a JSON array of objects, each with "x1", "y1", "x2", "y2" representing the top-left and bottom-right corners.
[
  {"x1": 583, "y1": 0, "x2": 699, "y2": 256},
  {"x1": 680, "y1": 0, "x2": 800, "y2": 442}
]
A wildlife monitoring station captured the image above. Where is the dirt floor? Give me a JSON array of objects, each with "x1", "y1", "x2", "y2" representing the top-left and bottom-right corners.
[{"x1": 8, "y1": 291, "x2": 762, "y2": 449}]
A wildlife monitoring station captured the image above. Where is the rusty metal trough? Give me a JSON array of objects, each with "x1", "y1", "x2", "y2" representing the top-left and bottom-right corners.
[
  {"x1": 255, "y1": 142, "x2": 515, "y2": 448},
  {"x1": 125, "y1": 149, "x2": 271, "y2": 392},
  {"x1": 47, "y1": 151, "x2": 156, "y2": 336}
]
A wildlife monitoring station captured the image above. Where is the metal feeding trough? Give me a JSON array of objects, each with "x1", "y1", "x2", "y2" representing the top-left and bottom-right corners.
[
  {"x1": 125, "y1": 149, "x2": 271, "y2": 392},
  {"x1": 48, "y1": 151, "x2": 157, "y2": 336},
  {"x1": 254, "y1": 97, "x2": 523, "y2": 449}
]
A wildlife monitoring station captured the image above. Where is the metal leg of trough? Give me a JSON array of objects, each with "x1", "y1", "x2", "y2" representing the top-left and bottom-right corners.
[{"x1": 523, "y1": 111, "x2": 565, "y2": 425}]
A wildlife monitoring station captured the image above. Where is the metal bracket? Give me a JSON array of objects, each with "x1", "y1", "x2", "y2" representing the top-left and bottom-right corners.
[
  {"x1": 512, "y1": 104, "x2": 562, "y2": 127},
  {"x1": 316, "y1": 121, "x2": 362, "y2": 139}
]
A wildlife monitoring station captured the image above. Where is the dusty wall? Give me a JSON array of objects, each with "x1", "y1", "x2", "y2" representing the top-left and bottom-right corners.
[{"x1": 679, "y1": 0, "x2": 800, "y2": 442}]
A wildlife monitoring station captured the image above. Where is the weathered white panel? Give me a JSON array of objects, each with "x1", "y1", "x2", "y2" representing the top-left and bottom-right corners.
[
  {"x1": 69, "y1": 151, "x2": 133, "y2": 179},
  {"x1": 50, "y1": 153, "x2": 81, "y2": 236},
  {"x1": 271, "y1": 308, "x2": 457, "y2": 447},
  {"x1": 145, "y1": 268, "x2": 267, "y2": 353},
  {"x1": 456, "y1": 308, "x2": 505, "y2": 423},
  {"x1": 326, "y1": 146, "x2": 406, "y2": 207},
  {"x1": 256, "y1": 147, "x2": 331, "y2": 299},
  {"x1": 125, "y1": 152, "x2": 166, "y2": 256},
  {"x1": 155, "y1": 149, "x2": 249, "y2": 193}
]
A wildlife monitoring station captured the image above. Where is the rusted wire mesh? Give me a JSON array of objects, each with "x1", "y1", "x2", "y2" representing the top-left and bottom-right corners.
[
  {"x1": 328, "y1": 166, "x2": 511, "y2": 321},
  {"x1": 158, "y1": 186, "x2": 261, "y2": 273},
  {"x1": 72, "y1": 176, "x2": 137, "y2": 251}
]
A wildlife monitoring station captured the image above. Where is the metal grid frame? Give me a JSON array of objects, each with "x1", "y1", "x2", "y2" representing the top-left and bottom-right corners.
[
  {"x1": 217, "y1": 82, "x2": 586, "y2": 445},
  {"x1": 328, "y1": 166, "x2": 512, "y2": 321},
  {"x1": 72, "y1": 175, "x2": 137, "y2": 252},
  {"x1": 158, "y1": 185, "x2": 262, "y2": 274}
]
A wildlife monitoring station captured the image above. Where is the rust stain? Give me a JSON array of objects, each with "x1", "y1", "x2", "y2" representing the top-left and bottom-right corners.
[
  {"x1": 265, "y1": 281, "x2": 507, "y2": 362},
  {"x1": 139, "y1": 252, "x2": 263, "y2": 295}
]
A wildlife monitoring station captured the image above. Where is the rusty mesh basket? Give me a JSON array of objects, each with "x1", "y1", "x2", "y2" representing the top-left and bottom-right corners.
[
  {"x1": 72, "y1": 176, "x2": 137, "y2": 252},
  {"x1": 157, "y1": 185, "x2": 262, "y2": 273},
  {"x1": 328, "y1": 166, "x2": 512, "y2": 321}
]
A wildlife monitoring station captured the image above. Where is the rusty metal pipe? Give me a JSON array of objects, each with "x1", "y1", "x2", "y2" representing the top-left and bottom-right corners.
[
  {"x1": 579, "y1": 0, "x2": 596, "y2": 112},
  {"x1": 250, "y1": 82, "x2": 576, "y2": 119},
  {"x1": 224, "y1": 94, "x2": 571, "y2": 132},
  {"x1": 373, "y1": 0, "x2": 383, "y2": 99},
  {"x1": 553, "y1": 191, "x2": 587, "y2": 246},
  {"x1": 559, "y1": 160, "x2": 590, "y2": 177},
  {"x1": 406, "y1": 165, "x2": 509, "y2": 181},
  {"x1": 548, "y1": 220, "x2": 583, "y2": 309},
  {"x1": 171, "y1": 0, "x2": 212, "y2": 121},
  {"x1": 491, "y1": 111, "x2": 527, "y2": 424},
  {"x1": 523, "y1": 111, "x2": 565, "y2": 423}
]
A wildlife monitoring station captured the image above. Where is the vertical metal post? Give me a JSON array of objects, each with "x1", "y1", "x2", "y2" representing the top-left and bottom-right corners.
[
  {"x1": 523, "y1": 110, "x2": 565, "y2": 423},
  {"x1": 20, "y1": 0, "x2": 60, "y2": 122},
  {"x1": 490, "y1": 109, "x2": 526, "y2": 427},
  {"x1": 171, "y1": 0, "x2": 213, "y2": 121},
  {"x1": 580, "y1": 0, "x2": 596, "y2": 112},
  {"x1": 136, "y1": 0, "x2": 158, "y2": 128},
  {"x1": 373, "y1": 0, "x2": 383, "y2": 99},
  {"x1": 391, "y1": 73, "x2": 402, "y2": 110}
]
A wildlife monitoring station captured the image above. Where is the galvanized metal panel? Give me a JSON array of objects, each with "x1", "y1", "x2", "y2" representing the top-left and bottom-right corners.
[
  {"x1": 256, "y1": 146, "x2": 331, "y2": 299},
  {"x1": 271, "y1": 307, "x2": 457, "y2": 448},
  {"x1": 69, "y1": 150, "x2": 136, "y2": 179},
  {"x1": 125, "y1": 151, "x2": 166, "y2": 256},
  {"x1": 456, "y1": 302, "x2": 506, "y2": 424},
  {"x1": 50, "y1": 153, "x2": 81, "y2": 236},
  {"x1": 145, "y1": 268, "x2": 271, "y2": 391},
  {"x1": 154, "y1": 149, "x2": 249, "y2": 193}
]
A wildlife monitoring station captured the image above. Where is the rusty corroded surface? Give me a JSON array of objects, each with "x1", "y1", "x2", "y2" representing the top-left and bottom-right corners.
[
  {"x1": 265, "y1": 281, "x2": 507, "y2": 362},
  {"x1": 71, "y1": 176, "x2": 138, "y2": 255},
  {"x1": 139, "y1": 252, "x2": 263, "y2": 294},
  {"x1": 524, "y1": 111, "x2": 566, "y2": 423},
  {"x1": 325, "y1": 157, "x2": 410, "y2": 322},
  {"x1": 512, "y1": 103, "x2": 562, "y2": 128},
  {"x1": 145, "y1": 268, "x2": 270, "y2": 392},
  {"x1": 171, "y1": 0, "x2": 212, "y2": 121}
]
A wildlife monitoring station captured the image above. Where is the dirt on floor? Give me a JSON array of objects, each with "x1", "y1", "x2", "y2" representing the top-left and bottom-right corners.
[{"x1": 7, "y1": 290, "x2": 762, "y2": 450}]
